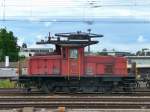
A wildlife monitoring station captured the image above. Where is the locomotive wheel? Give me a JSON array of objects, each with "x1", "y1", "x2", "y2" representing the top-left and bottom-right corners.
[
  {"x1": 41, "y1": 83, "x2": 50, "y2": 93},
  {"x1": 52, "y1": 86, "x2": 63, "y2": 93},
  {"x1": 123, "y1": 83, "x2": 135, "y2": 93},
  {"x1": 22, "y1": 83, "x2": 32, "y2": 93},
  {"x1": 135, "y1": 81, "x2": 140, "y2": 88},
  {"x1": 103, "y1": 87, "x2": 112, "y2": 94},
  {"x1": 146, "y1": 82, "x2": 150, "y2": 89},
  {"x1": 101, "y1": 82, "x2": 113, "y2": 94},
  {"x1": 122, "y1": 84, "x2": 132, "y2": 92},
  {"x1": 68, "y1": 87, "x2": 79, "y2": 93}
]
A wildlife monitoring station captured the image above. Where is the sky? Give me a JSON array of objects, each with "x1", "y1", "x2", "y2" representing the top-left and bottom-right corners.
[{"x1": 0, "y1": 0, "x2": 150, "y2": 53}]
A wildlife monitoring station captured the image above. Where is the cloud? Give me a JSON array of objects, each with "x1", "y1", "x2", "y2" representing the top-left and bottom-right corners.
[
  {"x1": 44, "y1": 22, "x2": 52, "y2": 27},
  {"x1": 96, "y1": 41, "x2": 150, "y2": 53},
  {"x1": 17, "y1": 37, "x2": 25, "y2": 46},
  {"x1": 1, "y1": 0, "x2": 150, "y2": 21},
  {"x1": 137, "y1": 35, "x2": 146, "y2": 43},
  {"x1": 28, "y1": 44, "x2": 44, "y2": 48},
  {"x1": 36, "y1": 34, "x2": 44, "y2": 41}
]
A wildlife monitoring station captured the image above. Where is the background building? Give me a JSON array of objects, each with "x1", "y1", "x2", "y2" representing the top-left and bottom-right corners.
[
  {"x1": 127, "y1": 56, "x2": 150, "y2": 78},
  {"x1": 19, "y1": 48, "x2": 53, "y2": 57}
]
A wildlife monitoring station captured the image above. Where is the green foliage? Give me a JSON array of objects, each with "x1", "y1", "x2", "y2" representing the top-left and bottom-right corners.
[
  {"x1": 97, "y1": 52, "x2": 108, "y2": 56},
  {"x1": 0, "y1": 79, "x2": 16, "y2": 88},
  {"x1": 19, "y1": 55, "x2": 26, "y2": 60},
  {"x1": 0, "y1": 28, "x2": 19, "y2": 62}
]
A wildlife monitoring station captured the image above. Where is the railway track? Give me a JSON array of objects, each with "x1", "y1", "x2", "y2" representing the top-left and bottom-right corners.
[
  {"x1": 0, "y1": 89, "x2": 150, "y2": 109},
  {"x1": 0, "y1": 88, "x2": 46, "y2": 96},
  {"x1": 0, "y1": 96, "x2": 150, "y2": 109},
  {"x1": 0, "y1": 88, "x2": 150, "y2": 96},
  {"x1": 1, "y1": 96, "x2": 150, "y2": 102}
]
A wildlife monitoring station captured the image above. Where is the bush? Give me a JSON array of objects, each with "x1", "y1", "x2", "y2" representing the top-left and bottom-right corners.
[{"x1": 0, "y1": 79, "x2": 16, "y2": 88}]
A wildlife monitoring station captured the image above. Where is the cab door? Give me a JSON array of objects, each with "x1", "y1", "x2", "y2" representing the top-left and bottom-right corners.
[
  {"x1": 61, "y1": 47, "x2": 83, "y2": 77},
  {"x1": 69, "y1": 48, "x2": 79, "y2": 76}
]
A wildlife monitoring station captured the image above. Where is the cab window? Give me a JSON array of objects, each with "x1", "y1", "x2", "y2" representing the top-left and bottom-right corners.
[{"x1": 69, "y1": 49, "x2": 78, "y2": 59}]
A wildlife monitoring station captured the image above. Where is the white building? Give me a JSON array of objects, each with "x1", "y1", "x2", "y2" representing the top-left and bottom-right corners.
[{"x1": 19, "y1": 48, "x2": 53, "y2": 57}]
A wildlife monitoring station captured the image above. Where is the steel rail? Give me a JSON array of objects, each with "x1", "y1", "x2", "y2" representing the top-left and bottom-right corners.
[
  {"x1": 0, "y1": 97, "x2": 150, "y2": 102},
  {"x1": 0, "y1": 88, "x2": 150, "y2": 96},
  {"x1": 0, "y1": 100, "x2": 150, "y2": 109}
]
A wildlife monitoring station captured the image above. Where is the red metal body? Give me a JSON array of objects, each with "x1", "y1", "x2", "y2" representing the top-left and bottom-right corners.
[{"x1": 28, "y1": 47, "x2": 127, "y2": 77}]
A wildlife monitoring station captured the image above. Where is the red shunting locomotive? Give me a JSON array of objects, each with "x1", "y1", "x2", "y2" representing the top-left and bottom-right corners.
[{"x1": 19, "y1": 31, "x2": 136, "y2": 93}]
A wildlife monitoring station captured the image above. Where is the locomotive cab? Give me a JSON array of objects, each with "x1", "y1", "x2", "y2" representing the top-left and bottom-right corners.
[{"x1": 34, "y1": 31, "x2": 101, "y2": 78}]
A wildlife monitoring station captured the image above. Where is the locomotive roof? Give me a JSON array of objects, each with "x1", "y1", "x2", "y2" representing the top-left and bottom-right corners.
[
  {"x1": 36, "y1": 31, "x2": 103, "y2": 47},
  {"x1": 55, "y1": 31, "x2": 103, "y2": 39}
]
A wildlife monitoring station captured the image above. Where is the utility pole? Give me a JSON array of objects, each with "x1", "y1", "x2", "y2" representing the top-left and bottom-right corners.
[{"x1": 87, "y1": 29, "x2": 91, "y2": 53}]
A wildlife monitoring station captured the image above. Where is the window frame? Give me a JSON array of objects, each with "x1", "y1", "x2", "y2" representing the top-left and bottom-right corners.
[{"x1": 69, "y1": 48, "x2": 78, "y2": 59}]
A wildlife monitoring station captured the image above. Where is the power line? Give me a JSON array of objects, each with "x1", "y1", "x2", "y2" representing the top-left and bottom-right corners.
[
  {"x1": 1, "y1": 18, "x2": 150, "y2": 24},
  {"x1": 1, "y1": 0, "x2": 150, "y2": 23},
  {"x1": 1, "y1": 0, "x2": 150, "y2": 7},
  {"x1": 1, "y1": 4, "x2": 150, "y2": 7}
]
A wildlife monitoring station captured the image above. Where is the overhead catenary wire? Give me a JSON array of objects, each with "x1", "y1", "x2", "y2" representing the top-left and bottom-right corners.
[
  {"x1": 1, "y1": 18, "x2": 150, "y2": 24},
  {"x1": 0, "y1": 0, "x2": 150, "y2": 23}
]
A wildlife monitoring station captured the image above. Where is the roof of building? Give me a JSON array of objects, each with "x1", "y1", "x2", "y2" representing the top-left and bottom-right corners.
[{"x1": 126, "y1": 56, "x2": 150, "y2": 59}]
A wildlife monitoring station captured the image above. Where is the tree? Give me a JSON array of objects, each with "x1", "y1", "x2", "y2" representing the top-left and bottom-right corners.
[
  {"x1": 0, "y1": 28, "x2": 19, "y2": 62},
  {"x1": 102, "y1": 48, "x2": 107, "y2": 52},
  {"x1": 22, "y1": 43, "x2": 27, "y2": 48},
  {"x1": 97, "y1": 52, "x2": 108, "y2": 56},
  {"x1": 136, "y1": 51, "x2": 142, "y2": 56}
]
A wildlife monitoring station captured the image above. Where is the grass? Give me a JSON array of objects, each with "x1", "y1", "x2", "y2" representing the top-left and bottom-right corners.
[{"x1": 0, "y1": 79, "x2": 16, "y2": 88}]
